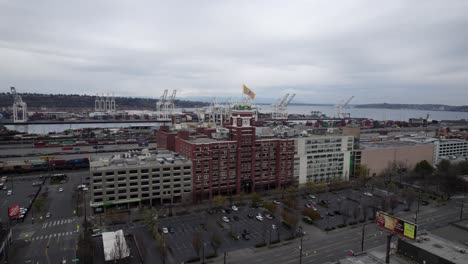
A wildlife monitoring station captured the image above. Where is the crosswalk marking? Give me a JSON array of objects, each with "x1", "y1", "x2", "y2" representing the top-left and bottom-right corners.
[
  {"x1": 41, "y1": 218, "x2": 76, "y2": 229},
  {"x1": 29, "y1": 231, "x2": 75, "y2": 242}
]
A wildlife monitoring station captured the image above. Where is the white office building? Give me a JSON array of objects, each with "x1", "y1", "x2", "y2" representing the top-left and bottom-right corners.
[
  {"x1": 294, "y1": 135, "x2": 354, "y2": 185},
  {"x1": 434, "y1": 139, "x2": 468, "y2": 165}
]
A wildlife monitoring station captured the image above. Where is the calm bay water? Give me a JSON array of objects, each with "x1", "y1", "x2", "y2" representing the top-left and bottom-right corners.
[{"x1": 4, "y1": 105, "x2": 468, "y2": 134}]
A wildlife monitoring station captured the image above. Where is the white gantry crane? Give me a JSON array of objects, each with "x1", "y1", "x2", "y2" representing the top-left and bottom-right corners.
[
  {"x1": 271, "y1": 93, "x2": 295, "y2": 120},
  {"x1": 156, "y1": 89, "x2": 176, "y2": 120},
  {"x1": 11, "y1": 87, "x2": 28, "y2": 123},
  {"x1": 95, "y1": 93, "x2": 116, "y2": 112},
  {"x1": 335, "y1": 96, "x2": 354, "y2": 119}
]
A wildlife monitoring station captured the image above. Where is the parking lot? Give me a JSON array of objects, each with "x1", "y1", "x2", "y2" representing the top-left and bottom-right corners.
[
  {"x1": 157, "y1": 205, "x2": 290, "y2": 263},
  {"x1": 0, "y1": 176, "x2": 42, "y2": 223},
  {"x1": 299, "y1": 188, "x2": 414, "y2": 231}
]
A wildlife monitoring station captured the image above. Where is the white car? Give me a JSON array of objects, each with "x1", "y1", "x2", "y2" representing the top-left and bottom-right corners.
[
  {"x1": 162, "y1": 227, "x2": 169, "y2": 234},
  {"x1": 7, "y1": 190, "x2": 12, "y2": 196},
  {"x1": 46, "y1": 212, "x2": 51, "y2": 218},
  {"x1": 222, "y1": 216, "x2": 230, "y2": 223},
  {"x1": 272, "y1": 224, "x2": 277, "y2": 230},
  {"x1": 273, "y1": 200, "x2": 281, "y2": 205},
  {"x1": 256, "y1": 215, "x2": 264, "y2": 221},
  {"x1": 58, "y1": 188, "x2": 64, "y2": 192},
  {"x1": 363, "y1": 192, "x2": 373, "y2": 197},
  {"x1": 232, "y1": 205, "x2": 239, "y2": 211}
]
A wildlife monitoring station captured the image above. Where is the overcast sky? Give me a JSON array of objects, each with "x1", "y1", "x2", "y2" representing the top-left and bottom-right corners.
[{"x1": 1, "y1": 0, "x2": 467, "y2": 105}]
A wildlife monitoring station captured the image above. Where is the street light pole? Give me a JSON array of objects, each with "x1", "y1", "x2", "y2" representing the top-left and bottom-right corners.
[
  {"x1": 361, "y1": 223, "x2": 366, "y2": 252},
  {"x1": 415, "y1": 192, "x2": 421, "y2": 225},
  {"x1": 299, "y1": 227, "x2": 303, "y2": 264}
]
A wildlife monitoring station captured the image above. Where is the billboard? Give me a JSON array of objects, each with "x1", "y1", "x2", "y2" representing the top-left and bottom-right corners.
[
  {"x1": 8, "y1": 204, "x2": 20, "y2": 219},
  {"x1": 376, "y1": 211, "x2": 417, "y2": 240}
]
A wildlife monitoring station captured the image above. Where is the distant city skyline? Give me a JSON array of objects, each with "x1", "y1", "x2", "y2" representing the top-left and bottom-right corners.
[{"x1": 1, "y1": 1, "x2": 468, "y2": 105}]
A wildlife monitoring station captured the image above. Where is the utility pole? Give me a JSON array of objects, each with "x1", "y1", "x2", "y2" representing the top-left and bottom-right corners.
[
  {"x1": 361, "y1": 223, "x2": 366, "y2": 252},
  {"x1": 297, "y1": 226, "x2": 303, "y2": 264},
  {"x1": 460, "y1": 200, "x2": 464, "y2": 220},
  {"x1": 385, "y1": 234, "x2": 394, "y2": 264}
]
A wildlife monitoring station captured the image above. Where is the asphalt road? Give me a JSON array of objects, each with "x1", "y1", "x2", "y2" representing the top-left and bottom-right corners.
[
  {"x1": 7, "y1": 171, "x2": 89, "y2": 264},
  {"x1": 0, "y1": 176, "x2": 40, "y2": 223}
]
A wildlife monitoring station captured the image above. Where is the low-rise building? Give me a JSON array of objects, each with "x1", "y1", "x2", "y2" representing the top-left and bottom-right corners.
[
  {"x1": 90, "y1": 149, "x2": 192, "y2": 211},
  {"x1": 356, "y1": 141, "x2": 434, "y2": 177},
  {"x1": 434, "y1": 139, "x2": 468, "y2": 165}
]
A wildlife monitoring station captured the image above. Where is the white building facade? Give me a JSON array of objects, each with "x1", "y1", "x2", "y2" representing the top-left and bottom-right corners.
[
  {"x1": 433, "y1": 139, "x2": 468, "y2": 165},
  {"x1": 294, "y1": 135, "x2": 354, "y2": 185}
]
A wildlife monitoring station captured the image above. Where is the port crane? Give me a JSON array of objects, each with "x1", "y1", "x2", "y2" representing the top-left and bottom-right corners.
[
  {"x1": 156, "y1": 89, "x2": 176, "y2": 120},
  {"x1": 11, "y1": 87, "x2": 28, "y2": 123},
  {"x1": 271, "y1": 93, "x2": 295, "y2": 119},
  {"x1": 335, "y1": 96, "x2": 354, "y2": 119}
]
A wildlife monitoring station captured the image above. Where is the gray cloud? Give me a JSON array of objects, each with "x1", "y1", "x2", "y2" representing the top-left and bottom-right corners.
[{"x1": 1, "y1": 0, "x2": 468, "y2": 104}]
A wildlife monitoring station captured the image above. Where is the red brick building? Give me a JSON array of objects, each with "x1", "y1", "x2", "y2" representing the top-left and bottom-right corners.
[{"x1": 158, "y1": 110, "x2": 295, "y2": 201}]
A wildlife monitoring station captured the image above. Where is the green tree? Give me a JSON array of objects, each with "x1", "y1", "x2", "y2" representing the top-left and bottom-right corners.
[
  {"x1": 251, "y1": 192, "x2": 262, "y2": 207},
  {"x1": 212, "y1": 195, "x2": 226, "y2": 209},
  {"x1": 414, "y1": 160, "x2": 434, "y2": 177},
  {"x1": 263, "y1": 201, "x2": 278, "y2": 214}
]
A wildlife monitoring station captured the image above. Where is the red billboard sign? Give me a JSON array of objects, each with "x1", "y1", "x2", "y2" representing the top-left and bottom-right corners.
[
  {"x1": 8, "y1": 204, "x2": 20, "y2": 219},
  {"x1": 376, "y1": 211, "x2": 417, "y2": 240}
]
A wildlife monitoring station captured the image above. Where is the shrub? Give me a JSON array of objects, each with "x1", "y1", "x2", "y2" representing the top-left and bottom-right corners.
[
  {"x1": 186, "y1": 256, "x2": 201, "y2": 263},
  {"x1": 302, "y1": 216, "x2": 314, "y2": 225},
  {"x1": 337, "y1": 224, "x2": 347, "y2": 228},
  {"x1": 302, "y1": 208, "x2": 321, "y2": 220},
  {"x1": 255, "y1": 242, "x2": 267, "y2": 248},
  {"x1": 271, "y1": 239, "x2": 280, "y2": 244}
]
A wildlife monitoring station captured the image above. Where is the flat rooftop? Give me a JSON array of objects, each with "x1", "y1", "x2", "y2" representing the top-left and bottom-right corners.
[
  {"x1": 360, "y1": 140, "x2": 423, "y2": 150},
  {"x1": 404, "y1": 232, "x2": 468, "y2": 264},
  {"x1": 90, "y1": 149, "x2": 191, "y2": 170},
  {"x1": 189, "y1": 137, "x2": 235, "y2": 144}
]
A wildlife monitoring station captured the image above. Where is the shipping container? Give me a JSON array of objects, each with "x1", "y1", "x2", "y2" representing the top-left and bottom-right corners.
[{"x1": 34, "y1": 142, "x2": 47, "y2": 148}]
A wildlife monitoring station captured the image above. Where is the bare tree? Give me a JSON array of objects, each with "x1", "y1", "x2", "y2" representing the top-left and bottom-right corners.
[
  {"x1": 403, "y1": 188, "x2": 417, "y2": 211},
  {"x1": 389, "y1": 195, "x2": 399, "y2": 214},
  {"x1": 352, "y1": 205, "x2": 361, "y2": 222},
  {"x1": 210, "y1": 231, "x2": 222, "y2": 256},
  {"x1": 192, "y1": 231, "x2": 202, "y2": 257}
]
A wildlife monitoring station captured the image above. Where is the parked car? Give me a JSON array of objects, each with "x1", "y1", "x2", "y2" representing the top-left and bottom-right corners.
[
  {"x1": 222, "y1": 216, "x2": 230, "y2": 223},
  {"x1": 273, "y1": 200, "x2": 281, "y2": 205},
  {"x1": 242, "y1": 233, "x2": 250, "y2": 240},
  {"x1": 363, "y1": 192, "x2": 373, "y2": 197},
  {"x1": 265, "y1": 214, "x2": 274, "y2": 220},
  {"x1": 308, "y1": 194, "x2": 316, "y2": 199},
  {"x1": 162, "y1": 227, "x2": 169, "y2": 234},
  {"x1": 256, "y1": 215, "x2": 264, "y2": 221},
  {"x1": 169, "y1": 227, "x2": 175, "y2": 233},
  {"x1": 272, "y1": 224, "x2": 277, "y2": 230},
  {"x1": 7, "y1": 190, "x2": 12, "y2": 196},
  {"x1": 232, "y1": 205, "x2": 239, "y2": 211}
]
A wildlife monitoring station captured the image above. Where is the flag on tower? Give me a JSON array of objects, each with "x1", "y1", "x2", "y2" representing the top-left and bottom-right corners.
[{"x1": 243, "y1": 84, "x2": 255, "y2": 100}]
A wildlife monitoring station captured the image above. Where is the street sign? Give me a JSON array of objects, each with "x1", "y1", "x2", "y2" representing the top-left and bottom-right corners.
[{"x1": 376, "y1": 211, "x2": 417, "y2": 240}]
